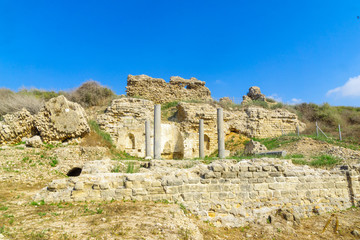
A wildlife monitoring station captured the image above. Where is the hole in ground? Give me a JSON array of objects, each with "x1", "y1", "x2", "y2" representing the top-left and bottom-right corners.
[{"x1": 67, "y1": 167, "x2": 82, "y2": 177}]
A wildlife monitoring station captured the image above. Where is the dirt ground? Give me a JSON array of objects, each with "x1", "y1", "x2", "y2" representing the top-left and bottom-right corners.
[{"x1": 1, "y1": 144, "x2": 360, "y2": 240}]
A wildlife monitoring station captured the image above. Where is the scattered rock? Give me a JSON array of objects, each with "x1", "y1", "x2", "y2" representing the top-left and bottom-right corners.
[
  {"x1": 244, "y1": 140, "x2": 267, "y2": 155},
  {"x1": 351, "y1": 229, "x2": 360, "y2": 237},
  {"x1": 26, "y1": 135, "x2": 43, "y2": 148}
]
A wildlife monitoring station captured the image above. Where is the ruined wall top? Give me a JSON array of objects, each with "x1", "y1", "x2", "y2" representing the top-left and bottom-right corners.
[{"x1": 126, "y1": 74, "x2": 212, "y2": 103}]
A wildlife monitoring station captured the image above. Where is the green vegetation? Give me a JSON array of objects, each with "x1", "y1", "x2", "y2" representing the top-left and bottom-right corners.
[
  {"x1": 30, "y1": 200, "x2": 45, "y2": 206},
  {"x1": 179, "y1": 203, "x2": 189, "y2": 214},
  {"x1": 49, "y1": 157, "x2": 58, "y2": 167},
  {"x1": 254, "y1": 135, "x2": 301, "y2": 150},
  {"x1": 66, "y1": 80, "x2": 115, "y2": 107},
  {"x1": 0, "y1": 88, "x2": 44, "y2": 116},
  {"x1": 310, "y1": 155, "x2": 341, "y2": 167},
  {"x1": 294, "y1": 103, "x2": 360, "y2": 143},
  {"x1": 286, "y1": 154, "x2": 304, "y2": 159},
  {"x1": 89, "y1": 120, "x2": 113, "y2": 146},
  {"x1": 0, "y1": 205, "x2": 8, "y2": 211},
  {"x1": 111, "y1": 164, "x2": 122, "y2": 173},
  {"x1": 161, "y1": 101, "x2": 179, "y2": 121},
  {"x1": 126, "y1": 162, "x2": 139, "y2": 173},
  {"x1": 292, "y1": 154, "x2": 341, "y2": 167},
  {"x1": 161, "y1": 101, "x2": 179, "y2": 110},
  {"x1": 38, "y1": 212, "x2": 46, "y2": 217}
]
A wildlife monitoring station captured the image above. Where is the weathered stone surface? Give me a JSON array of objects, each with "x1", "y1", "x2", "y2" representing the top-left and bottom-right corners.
[
  {"x1": 126, "y1": 74, "x2": 212, "y2": 104},
  {"x1": 34, "y1": 96, "x2": 90, "y2": 142},
  {"x1": 0, "y1": 109, "x2": 35, "y2": 144},
  {"x1": 242, "y1": 86, "x2": 266, "y2": 104},
  {"x1": 35, "y1": 158, "x2": 360, "y2": 227},
  {"x1": 25, "y1": 135, "x2": 43, "y2": 148},
  {"x1": 219, "y1": 97, "x2": 233, "y2": 105},
  {"x1": 244, "y1": 140, "x2": 268, "y2": 155}
]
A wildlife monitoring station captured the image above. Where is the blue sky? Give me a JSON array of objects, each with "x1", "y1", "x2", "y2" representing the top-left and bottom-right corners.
[{"x1": 0, "y1": 0, "x2": 360, "y2": 106}]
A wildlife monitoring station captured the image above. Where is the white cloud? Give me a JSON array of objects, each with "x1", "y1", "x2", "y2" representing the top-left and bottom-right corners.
[
  {"x1": 289, "y1": 98, "x2": 303, "y2": 105},
  {"x1": 268, "y1": 94, "x2": 283, "y2": 102},
  {"x1": 214, "y1": 79, "x2": 226, "y2": 85},
  {"x1": 268, "y1": 94, "x2": 303, "y2": 105},
  {"x1": 327, "y1": 75, "x2": 360, "y2": 97}
]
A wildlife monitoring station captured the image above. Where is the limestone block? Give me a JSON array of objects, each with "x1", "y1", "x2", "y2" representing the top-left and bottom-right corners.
[
  {"x1": 222, "y1": 171, "x2": 237, "y2": 179},
  {"x1": 254, "y1": 183, "x2": 269, "y2": 191},
  {"x1": 132, "y1": 188, "x2": 147, "y2": 196},
  {"x1": 164, "y1": 186, "x2": 178, "y2": 194}
]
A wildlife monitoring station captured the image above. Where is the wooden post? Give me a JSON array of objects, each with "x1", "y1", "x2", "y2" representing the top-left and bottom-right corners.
[
  {"x1": 339, "y1": 124, "x2": 342, "y2": 141},
  {"x1": 316, "y1": 121, "x2": 319, "y2": 137}
]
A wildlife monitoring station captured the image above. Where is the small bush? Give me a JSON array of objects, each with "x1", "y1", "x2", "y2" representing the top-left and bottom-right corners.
[
  {"x1": 67, "y1": 80, "x2": 115, "y2": 107},
  {"x1": 0, "y1": 88, "x2": 44, "y2": 116}
]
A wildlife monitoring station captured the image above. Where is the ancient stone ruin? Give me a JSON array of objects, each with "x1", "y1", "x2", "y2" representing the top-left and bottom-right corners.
[
  {"x1": 34, "y1": 158, "x2": 360, "y2": 227},
  {"x1": 126, "y1": 74, "x2": 212, "y2": 103},
  {"x1": 97, "y1": 97, "x2": 305, "y2": 159}
]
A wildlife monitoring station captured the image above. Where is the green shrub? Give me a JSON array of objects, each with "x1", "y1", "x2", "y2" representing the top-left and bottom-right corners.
[{"x1": 67, "y1": 81, "x2": 115, "y2": 107}]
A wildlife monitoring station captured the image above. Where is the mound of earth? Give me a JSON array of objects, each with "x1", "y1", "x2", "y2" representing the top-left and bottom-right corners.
[{"x1": 278, "y1": 137, "x2": 360, "y2": 163}]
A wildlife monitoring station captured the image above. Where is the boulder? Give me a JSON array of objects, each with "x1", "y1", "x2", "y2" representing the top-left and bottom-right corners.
[
  {"x1": 34, "y1": 95, "x2": 90, "y2": 142},
  {"x1": 244, "y1": 140, "x2": 268, "y2": 155},
  {"x1": 219, "y1": 97, "x2": 233, "y2": 105},
  {"x1": 26, "y1": 135, "x2": 43, "y2": 148},
  {"x1": 0, "y1": 108, "x2": 35, "y2": 144},
  {"x1": 242, "y1": 86, "x2": 267, "y2": 104},
  {"x1": 247, "y1": 86, "x2": 266, "y2": 101}
]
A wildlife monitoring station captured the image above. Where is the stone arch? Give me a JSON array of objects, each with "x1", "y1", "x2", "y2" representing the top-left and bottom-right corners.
[
  {"x1": 126, "y1": 133, "x2": 135, "y2": 149},
  {"x1": 67, "y1": 167, "x2": 82, "y2": 177},
  {"x1": 204, "y1": 134, "x2": 210, "y2": 151}
]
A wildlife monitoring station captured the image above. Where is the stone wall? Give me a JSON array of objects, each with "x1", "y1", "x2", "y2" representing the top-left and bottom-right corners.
[
  {"x1": 35, "y1": 159, "x2": 360, "y2": 227},
  {"x1": 126, "y1": 74, "x2": 212, "y2": 103}
]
